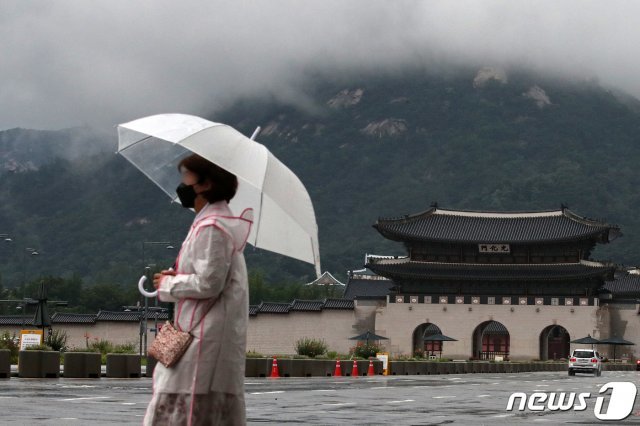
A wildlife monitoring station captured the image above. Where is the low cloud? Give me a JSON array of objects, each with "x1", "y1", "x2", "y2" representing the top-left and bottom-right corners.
[{"x1": 1, "y1": 1, "x2": 639, "y2": 130}]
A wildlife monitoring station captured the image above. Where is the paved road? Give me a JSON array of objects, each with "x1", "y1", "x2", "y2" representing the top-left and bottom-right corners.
[{"x1": 1, "y1": 371, "x2": 639, "y2": 424}]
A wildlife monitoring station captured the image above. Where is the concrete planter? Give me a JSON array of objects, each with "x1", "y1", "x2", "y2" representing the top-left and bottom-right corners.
[
  {"x1": 19, "y1": 350, "x2": 60, "y2": 378},
  {"x1": 390, "y1": 361, "x2": 405, "y2": 375},
  {"x1": 146, "y1": 356, "x2": 158, "y2": 378},
  {"x1": 63, "y1": 352, "x2": 101, "y2": 378},
  {"x1": 453, "y1": 362, "x2": 465, "y2": 374},
  {"x1": 0, "y1": 349, "x2": 10, "y2": 378},
  {"x1": 106, "y1": 354, "x2": 141, "y2": 378},
  {"x1": 435, "y1": 362, "x2": 450, "y2": 374},
  {"x1": 401, "y1": 361, "x2": 417, "y2": 375}
]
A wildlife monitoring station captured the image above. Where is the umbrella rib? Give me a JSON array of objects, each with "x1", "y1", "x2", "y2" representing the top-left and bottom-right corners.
[{"x1": 118, "y1": 134, "x2": 154, "y2": 152}]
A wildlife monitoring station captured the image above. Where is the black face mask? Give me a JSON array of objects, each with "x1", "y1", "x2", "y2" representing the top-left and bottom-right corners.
[{"x1": 176, "y1": 183, "x2": 197, "y2": 208}]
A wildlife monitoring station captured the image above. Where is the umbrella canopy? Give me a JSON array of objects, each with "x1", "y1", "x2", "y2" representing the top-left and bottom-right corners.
[
  {"x1": 598, "y1": 337, "x2": 635, "y2": 361},
  {"x1": 117, "y1": 114, "x2": 321, "y2": 276},
  {"x1": 570, "y1": 335, "x2": 601, "y2": 345},
  {"x1": 349, "y1": 331, "x2": 389, "y2": 343},
  {"x1": 598, "y1": 337, "x2": 635, "y2": 345},
  {"x1": 423, "y1": 333, "x2": 458, "y2": 342}
]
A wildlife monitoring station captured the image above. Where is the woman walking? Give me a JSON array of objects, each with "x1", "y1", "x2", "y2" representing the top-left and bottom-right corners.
[{"x1": 144, "y1": 153, "x2": 253, "y2": 426}]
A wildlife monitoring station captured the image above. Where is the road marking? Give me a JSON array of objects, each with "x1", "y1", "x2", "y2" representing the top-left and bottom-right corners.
[
  {"x1": 371, "y1": 386, "x2": 395, "y2": 389},
  {"x1": 323, "y1": 402, "x2": 355, "y2": 406},
  {"x1": 122, "y1": 402, "x2": 136, "y2": 405},
  {"x1": 400, "y1": 379, "x2": 416, "y2": 382},
  {"x1": 250, "y1": 391, "x2": 284, "y2": 395},
  {"x1": 311, "y1": 389, "x2": 336, "y2": 392},
  {"x1": 59, "y1": 418, "x2": 78, "y2": 421},
  {"x1": 60, "y1": 396, "x2": 110, "y2": 402},
  {"x1": 388, "y1": 399, "x2": 415, "y2": 403},
  {"x1": 492, "y1": 414, "x2": 515, "y2": 418},
  {"x1": 0, "y1": 396, "x2": 16, "y2": 399},
  {"x1": 433, "y1": 396, "x2": 456, "y2": 399},
  {"x1": 477, "y1": 395, "x2": 491, "y2": 398}
]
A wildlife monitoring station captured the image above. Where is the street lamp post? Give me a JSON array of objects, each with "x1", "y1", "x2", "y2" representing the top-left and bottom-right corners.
[{"x1": 140, "y1": 241, "x2": 175, "y2": 356}]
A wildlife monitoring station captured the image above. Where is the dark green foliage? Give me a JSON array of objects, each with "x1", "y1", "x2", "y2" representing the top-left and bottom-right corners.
[
  {"x1": 0, "y1": 331, "x2": 19, "y2": 363},
  {"x1": 350, "y1": 342, "x2": 383, "y2": 359},
  {"x1": 45, "y1": 329, "x2": 68, "y2": 352},
  {"x1": 2, "y1": 66, "x2": 640, "y2": 295},
  {"x1": 295, "y1": 338, "x2": 328, "y2": 357}
]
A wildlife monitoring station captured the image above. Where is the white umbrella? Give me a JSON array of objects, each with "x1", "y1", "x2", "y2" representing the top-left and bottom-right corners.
[{"x1": 117, "y1": 113, "x2": 321, "y2": 277}]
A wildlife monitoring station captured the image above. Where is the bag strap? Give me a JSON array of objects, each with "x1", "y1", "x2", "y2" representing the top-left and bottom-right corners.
[{"x1": 175, "y1": 298, "x2": 216, "y2": 334}]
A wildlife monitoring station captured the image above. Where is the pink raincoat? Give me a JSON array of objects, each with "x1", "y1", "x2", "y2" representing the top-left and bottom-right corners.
[{"x1": 144, "y1": 201, "x2": 253, "y2": 426}]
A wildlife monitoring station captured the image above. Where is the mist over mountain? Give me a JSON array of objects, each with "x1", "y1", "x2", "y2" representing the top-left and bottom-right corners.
[{"x1": 2, "y1": 66, "x2": 640, "y2": 289}]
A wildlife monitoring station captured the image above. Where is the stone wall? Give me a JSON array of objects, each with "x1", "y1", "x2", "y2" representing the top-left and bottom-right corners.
[
  {"x1": 246, "y1": 310, "x2": 357, "y2": 355},
  {"x1": 376, "y1": 301, "x2": 603, "y2": 360}
]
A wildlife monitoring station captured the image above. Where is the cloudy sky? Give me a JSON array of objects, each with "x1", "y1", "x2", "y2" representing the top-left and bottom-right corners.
[{"x1": 1, "y1": 0, "x2": 639, "y2": 131}]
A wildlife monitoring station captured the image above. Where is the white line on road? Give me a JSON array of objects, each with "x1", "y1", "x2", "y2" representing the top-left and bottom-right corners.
[
  {"x1": 250, "y1": 391, "x2": 285, "y2": 395},
  {"x1": 492, "y1": 414, "x2": 515, "y2": 418},
  {"x1": 311, "y1": 389, "x2": 336, "y2": 392},
  {"x1": 477, "y1": 395, "x2": 491, "y2": 398},
  {"x1": 388, "y1": 399, "x2": 415, "y2": 403},
  {"x1": 122, "y1": 402, "x2": 136, "y2": 405},
  {"x1": 433, "y1": 396, "x2": 456, "y2": 399},
  {"x1": 323, "y1": 402, "x2": 355, "y2": 406},
  {"x1": 60, "y1": 396, "x2": 110, "y2": 402},
  {"x1": 371, "y1": 386, "x2": 395, "y2": 389}
]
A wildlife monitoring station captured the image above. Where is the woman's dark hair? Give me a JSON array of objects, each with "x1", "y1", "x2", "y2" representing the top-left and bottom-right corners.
[{"x1": 178, "y1": 154, "x2": 238, "y2": 203}]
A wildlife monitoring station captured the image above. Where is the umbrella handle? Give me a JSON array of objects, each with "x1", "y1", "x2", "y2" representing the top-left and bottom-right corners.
[{"x1": 138, "y1": 275, "x2": 158, "y2": 298}]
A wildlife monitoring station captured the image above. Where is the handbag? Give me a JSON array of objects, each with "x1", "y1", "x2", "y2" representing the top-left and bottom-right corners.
[
  {"x1": 148, "y1": 300, "x2": 215, "y2": 368},
  {"x1": 148, "y1": 321, "x2": 194, "y2": 368}
]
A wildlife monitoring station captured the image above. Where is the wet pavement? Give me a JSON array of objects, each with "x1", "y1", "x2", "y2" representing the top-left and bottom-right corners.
[{"x1": 1, "y1": 371, "x2": 639, "y2": 424}]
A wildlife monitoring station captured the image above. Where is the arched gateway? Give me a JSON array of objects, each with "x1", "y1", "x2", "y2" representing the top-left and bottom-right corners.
[
  {"x1": 540, "y1": 325, "x2": 570, "y2": 360},
  {"x1": 473, "y1": 321, "x2": 510, "y2": 360},
  {"x1": 412, "y1": 323, "x2": 442, "y2": 357}
]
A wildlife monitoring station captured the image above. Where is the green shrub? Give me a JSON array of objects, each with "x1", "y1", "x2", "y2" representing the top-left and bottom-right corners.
[
  {"x1": 0, "y1": 331, "x2": 19, "y2": 363},
  {"x1": 88, "y1": 339, "x2": 114, "y2": 354},
  {"x1": 295, "y1": 338, "x2": 328, "y2": 358},
  {"x1": 350, "y1": 342, "x2": 382, "y2": 359},
  {"x1": 45, "y1": 329, "x2": 68, "y2": 352},
  {"x1": 112, "y1": 342, "x2": 137, "y2": 354},
  {"x1": 24, "y1": 344, "x2": 53, "y2": 351},
  {"x1": 67, "y1": 346, "x2": 100, "y2": 353},
  {"x1": 246, "y1": 350, "x2": 264, "y2": 358}
]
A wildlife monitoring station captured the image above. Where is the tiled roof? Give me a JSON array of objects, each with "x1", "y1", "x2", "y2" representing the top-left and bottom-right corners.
[
  {"x1": 423, "y1": 323, "x2": 442, "y2": 336},
  {"x1": 248, "y1": 299, "x2": 355, "y2": 316},
  {"x1": 257, "y1": 302, "x2": 291, "y2": 314},
  {"x1": 290, "y1": 300, "x2": 324, "y2": 311},
  {"x1": 51, "y1": 313, "x2": 96, "y2": 324},
  {"x1": 483, "y1": 321, "x2": 509, "y2": 335},
  {"x1": 0, "y1": 316, "x2": 33, "y2": 326},
  {"x1": 323, "y1": 299, "x2": 355, "y2": 309},
  {"x1": 602, "y1": 271, "x2": 640, "y2": 297},
  {"x1": 366, "y1": 259, "x2": 616, "y2": 281},
  {"x1": 374, "y1": 207, "x2": 620, "y2": 244},
  {"x1": 305, "y1": 271, "x2": 345, "y2": 286},
  {"x1": 95, "y1": 310, "x2": 168, "y2": 322},
  {"x1": 343, "y1": 277, "x2": 393, "y2": 300}
]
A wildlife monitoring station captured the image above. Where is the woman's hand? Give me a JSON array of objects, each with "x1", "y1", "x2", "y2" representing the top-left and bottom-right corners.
[{"x1": 153, "y1": 269, "x2": 177, "y2": 289}]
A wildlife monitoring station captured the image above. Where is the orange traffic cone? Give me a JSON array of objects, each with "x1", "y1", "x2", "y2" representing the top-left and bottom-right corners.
[
  {"x1": 367, "y1": 359, "x2": 375, "y2": 376},
  {"x1": 270, "y1": 357, "x2": 280, "y2": 378},
  {"x1": 351, "y1": 360, "x2": 359, "y2": 377},
  {"x1": 334, "y1": 359, "x2": 342, "y2": 377}
]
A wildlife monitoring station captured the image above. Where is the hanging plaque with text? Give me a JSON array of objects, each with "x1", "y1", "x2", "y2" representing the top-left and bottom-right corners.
[{"x1": 478, "y1": 243, "x2": 510, "y2": 254}]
